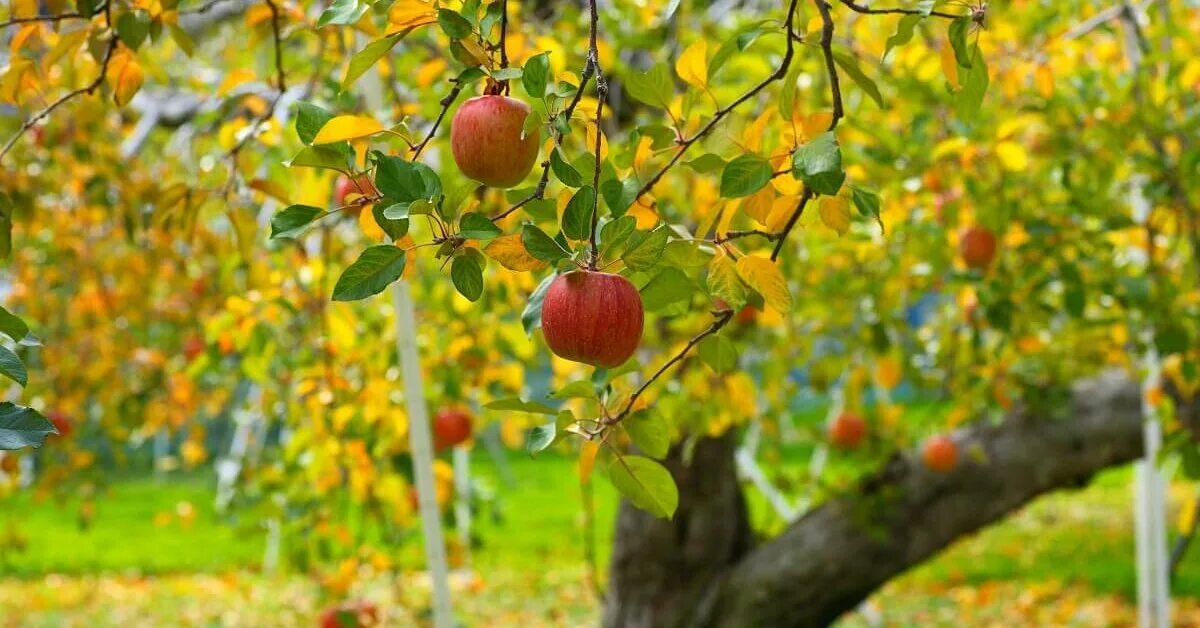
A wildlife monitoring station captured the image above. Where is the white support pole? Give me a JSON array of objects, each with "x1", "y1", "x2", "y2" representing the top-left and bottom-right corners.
[
  {"x1": 393, "y1": 282, "x2": 454, "y2": 628},
  {"x1": 453, "y1": 445, "x2": 472, "y2": 560},
  {"x1": 1135, "y1": 347, "x2": 1169, "y2": 628}
]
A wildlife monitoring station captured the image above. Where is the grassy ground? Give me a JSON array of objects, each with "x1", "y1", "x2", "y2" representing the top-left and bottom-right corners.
[{"x1": 2, "y1": 449, "x2": 1200, "y2": 626}]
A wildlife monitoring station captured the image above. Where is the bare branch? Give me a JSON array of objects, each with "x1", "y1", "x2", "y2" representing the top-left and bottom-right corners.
[
  {"x1": 0, "y1": 4, "x2": 106, "y2": 27},
  {"x1": 264, "y1": 0, "x2": 287, "y2": 91},
  {"x1": 634, "y1": 0, "x2": 801, "y2": 202}
]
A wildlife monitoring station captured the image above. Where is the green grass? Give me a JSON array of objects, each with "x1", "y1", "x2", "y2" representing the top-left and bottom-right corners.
[{"x1": 3, "y1": 446, "x2": 1200, "y2": 613}]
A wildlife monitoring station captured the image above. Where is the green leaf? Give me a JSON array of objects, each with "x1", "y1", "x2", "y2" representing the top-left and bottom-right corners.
[
  {"x1": 437, "y1": 8, "x2": 474, "y2": 39},
  {"x1": 485, "y1": 397, "x2": 557, "y2": 415},
  {"x1": 720, "y1": 154, "x2": 773, "y2": 198},
  {"x1": 522, "y1": 273, "x2": 555, "y2": 335},
  {"x1": 600, "y1": 178, "x2": 639, "y2": 218},
  {"x1": 459, "y1": 212, "x2": 502, "y2": 240},
  {"x1": 598, "y1": 215, "x2": 637, "y2": 261},
  {"x1": 317, "y1": 0, "x2": 367, "y2": 28},
  {"x1": 1156, "y1": 325, "x2": 1190, "y2": 355},
  {"x1": 608, "y1": 455, "x2": 679, "y2": 519},
  {"x1": 116, "y1": 9, "x2": 151, "y2": 51},
  {"x1": 832, "y1": 49, "x2": 884, "y2": 108},
  {"x1": 698, "y1": 335, "x2": 738, "y2": 373},
  {"x1": 686, "y1": 153, "x2": 727, "y2": 174},
  {"x1": 450, "y1": 254, "x2": 484, "y2": 301},
  {"x1": 0, "y1": 345, "x2": 26, "y2": 387},
  {"x1": 561, "y1": 186, "x2": 597, "y2": 241},
  {"x1": 343, "y1": 33, "x2": 404, "y2": 91},
  {"x1": 490, "y1": 67, "x2": 523, "y2": 81},
  {"x1": 624, "y1": 63, "x2": 674, "y2": 110},
  {"x1": 954, "y1": 45, "x2": 989, "y2": 119},
  {"x1": 526, "y1": 422, "x2": 556, "y2": 455},
  {"x1": 0, "y1": 308, "x2": 30, "y2": 344},
  {"x1": 850, "y1": 185, "x2": 883, "y2": 231},
  {"x1": 710, "y1": 21, "x2": 768, "y2": 79},
  {"x1": 550, "y1": 147, "x2": 584, "y2": 187},
  {"x1": 522, "y1": 51, "x2": 551, "y2": 98},
  {"x1": 707, "y1": 255, "x2": 746, "y2": 309},
  {"x1": 295, "y1": 102, "x2": 337, "y2": 145},
  {"x1": 372, "y1": 204, "x2": 409, "y2": 241},
  {"x1": 522, "y1": 224, "x2": 569, "y2": 263},
  {"x1": 374, "y1": 155, "x2": 441, "y2": 202},
  {"x1": 287, "y1": 145, "x2": 352, "y2": 172},
  {"x1": 948, "y1": 17, "x2": 973, "y2": 69},
  {"x1": 0, "y1": 404, "x2": 56, "y2": 450},
  {"x1": 550, "y1": 380, "x2": 597, "y2": 399},
  {"x1": 884, "y1": 14, "x2": 923, "y2": 61},
  {"x1": 76, "y1": 0, "x2": 98, "y2": 18},
  {"x1": 622, "y1": 226, "x2": 669, "y2": 271},
  {"x1": 270, "y1": 204, "x2": 324, "y2": 239},
  {"x1": 331, "y1": 246, "x2": 407, "y2": 301},
  {"x1": 792, "y1": 132, "x2": 845, "y2": 196},
  {"x1": 625, "y1": 410, "x2": 670, "y2": 459},
  {"x1": 640, "y1": 267, "x2": 694, "y2": 311}
]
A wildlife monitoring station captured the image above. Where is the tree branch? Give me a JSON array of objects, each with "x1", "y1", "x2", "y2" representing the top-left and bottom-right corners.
[
  {"x1": 410, "y1": 81, "x2": 464, "y2": 160},
  {"x1": 586, "y1": 0, "x2": 606, "y2": 269},
  {"x1": 0, "y1": 24, "x2": 117, "y2": 163},
  {"x1": 634, "y1": 0, "x2": 800, "y2": 203},
  {"x1": 837, "y1": 0, "x2": 960, "y2": 19},
  {"x1": 770, "y1": 189, "x2": 813, "y2": 261},
  {"x1": 813, "y1": 0, "x2": 844, "y2": 131},
  {"x1": 491, "y1": 9, "x2": 601, "y2": 222},
  {"x1": 0, "y1": 5, "x2": 106, "y2": 27},
  {"x1": 703, "y1": 370, "x2": 1150, "y2": 626}
]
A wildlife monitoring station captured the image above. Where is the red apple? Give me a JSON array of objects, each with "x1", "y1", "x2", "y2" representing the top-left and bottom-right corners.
[
  {"x1": 334, "y1": 175, "x2": 356, "y2": 207},
  {"x1": 960, "y1": 226, "x2": 997, "y2": 270},
  {"x1": 183, "y1": 335, "x2": 205, "y2": 362},
  {"x1": 335, "y1": 174, "x2": 377, "y2": 216},
  {"x1": 319, "y1": 601, "x2": 379, "y2": 628},
  {"x1": 433, "y1": 407, "x2": 472, "y2": 450},
  {"x1": 922, "y1": 435, "x2": 959, "y2": 473},
  {"x1": 47, "y1": 411, "x2": 72, "y2": 439},
  {"x1": 829, "y1": 412, "x2": 866, "y2": 450},
  {"x1": 450, "y1": 95, "x2": 540, "y2": 188},
  {"x1": 541, "y1": 271, "x2": 644, "y2": 368}
]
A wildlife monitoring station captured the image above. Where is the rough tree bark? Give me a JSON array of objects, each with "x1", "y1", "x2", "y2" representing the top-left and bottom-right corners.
[{"x1": 605, "y1": 370, "x2": 1192, "y2": 627}]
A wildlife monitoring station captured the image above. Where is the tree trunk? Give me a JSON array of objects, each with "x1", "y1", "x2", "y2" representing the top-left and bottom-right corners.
[
  {"x1": 604, "y1": 432, "x2": 752, "y2": 628},
  {"x1": 604, "y1": 370, "x2": 1188, "y2": 627}
]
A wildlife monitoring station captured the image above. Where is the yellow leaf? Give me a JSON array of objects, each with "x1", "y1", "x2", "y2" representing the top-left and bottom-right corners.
[
  {"x1": 415, "y1": 58, "x2": 447, "y2": 88},
  {"x1": 1179, "y1": 494, "x2": 1197, "y2": 534},
  {"x1": 818, "y1": 195, "x2": 850, "y2": 235},
  {"x1": 217, "y1": 69, "x2": 255, "y2": 96},
  {"x1": 802, "y1": 112, "x2": 833, "y2": 140},
  {"x1": 742, "y1": 108, "x2": 772, "y2": 153},
  {"x1": 765, "y1": 196, "x2": 797, "y2": 231},
  {"x1": 313, "y1": 115, "x2": 386, "y2": 145},
  {"x1": 876, "y1": 357, "x2": 901, "y2": 390},
  {"x1": 740, "y1": 186, "x2": 775, "y2": 225},
  {"x1": 994, "y1": 141, "x2": 1028, "y2": 172},
  {"x1": 585, "y1": 120, "x2": 609, "y2": 161},
  {"x1": 248, "y1": 178, "x2": 291, "y2": 204},
  {"x1": 940, "y1": 46, "x2": 959, "y2": 90},
  {"x1": 110, "y1": 50, "x2": 144, "y2": 107},
  {"x1": 579, "y1": 440, "x2": 600, "y2": 485},
  {"x1": 483, "y1": 234, "x2": 547, "y2": 272},
  {"x1": 455, "y1": 37, "x2": 490, "y2": 67},
  {"x1": 675, "y1": 39, "x2": 707, "y2": 89},
  {"x1": 1035, "y1": 64, "x2": 1054, "y2": 98},
  {"x1": 244, "y1": 3, "x2": 273, "y2": 27},
  {"x1": 388, "y1": 0, "x2": 437, "y2": 29},
  {"x1": 735, "y1": 256, "x2": 792, "y2": 312},
  {"x1": 9, "y1": 24, "x2": 39, "y2": 57},
  {"x1": 41, "y1": 27, "x2": 89, "y2": 73}
]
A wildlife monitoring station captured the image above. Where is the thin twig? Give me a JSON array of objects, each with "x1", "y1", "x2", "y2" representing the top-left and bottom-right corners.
[
  {"x1": 814, "y1": 0, "x2": 844, "y2": 131},
  {"x1": 837, "y1": 0, "x2": 959, "y2": 19},
  {"x1": 586, "y1": 0, "x2": 606, "y2": 269},
  {"x1": 608, "y1": 310, "x2": 736, "y2": 425},
  {"x1": 410, "y1": 81, "x2": 464, "y2": 160},
  {"x1": 0, "y1": 4, "x2": 106, "y2": 27},
  {"x1": 771, "y1": 189, "x2": 813, "y2": 261},
  {"x1": 634, "y1": 0, "x2": 801, "y2": 202},
  {"x1": 716, "y1": 229, "x2": 783, "y2": 243},
  {"x1": 264, "y1": 0, "x2": 287, "y2": 91},
  {"x1": 178, "y1": 0, "x2": 227, "y2": 15},
  {"x1": 0, "y1": 26, "x2": 117, "y2": 163},
  {"x1": 491, "y1": 26, "x2": 601, "y2": 221}
]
